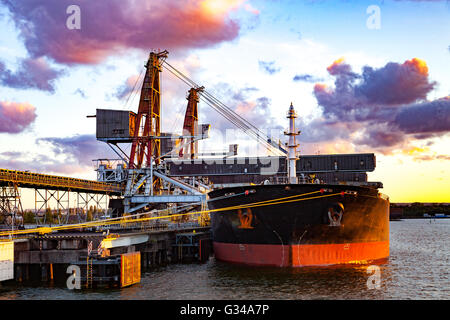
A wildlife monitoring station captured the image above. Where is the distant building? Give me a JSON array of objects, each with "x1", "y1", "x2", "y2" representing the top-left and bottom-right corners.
[
  {"x1": 389, "y1": 207, "x2": 403, "y2": 220},
  {"x1": 423, "y1": 213, "x2": 448, "y2": 218}
]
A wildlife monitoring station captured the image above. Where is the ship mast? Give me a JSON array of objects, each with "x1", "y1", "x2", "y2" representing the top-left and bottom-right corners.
[{"x1": 285, "y1": 103, "x2": 300, "y2": 184}]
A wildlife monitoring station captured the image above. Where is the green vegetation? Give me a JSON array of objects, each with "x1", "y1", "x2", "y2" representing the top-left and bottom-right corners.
[
  {"x1": 18, "y1": 206, "x2": 106, "y2": 225},
  {"x1": 391, "y1": 203, "x2": 450, "y2": 218},
  {"x1": 45, "y1": 207, "x2": 54, "y2": 224},
  {"x1": 87, "y1": 206, "x2": 93, "y2": 222},
  {"x1": 23, "y1": 210, "x2": 35, "y2": 224}
]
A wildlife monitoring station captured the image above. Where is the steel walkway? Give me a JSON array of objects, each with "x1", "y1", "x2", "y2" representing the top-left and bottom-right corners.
[{"x1": 0, "y1": 168, "x2": 123, "y2": 195}]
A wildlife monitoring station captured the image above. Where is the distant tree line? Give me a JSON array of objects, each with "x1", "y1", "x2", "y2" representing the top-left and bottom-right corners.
[
  {"x1": 391, "y1": 203, "x2": 450, "y2": 218},
  {"x1": 21, "y1": 205, "x2": 103, "y2": 224}
]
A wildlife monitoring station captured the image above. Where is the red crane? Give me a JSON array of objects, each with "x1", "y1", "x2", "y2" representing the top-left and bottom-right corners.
[
  {"x1": 179, "y1": 87, "x2": 203, "y2": 159},
  {"x1": 128, "y1": 51, "x2": 168, "y2": 169}
]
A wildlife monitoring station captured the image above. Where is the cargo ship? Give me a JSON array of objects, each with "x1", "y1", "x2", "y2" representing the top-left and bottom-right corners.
[{"x1": 207, "y1": 104, "x2": 389, "y2": 267}]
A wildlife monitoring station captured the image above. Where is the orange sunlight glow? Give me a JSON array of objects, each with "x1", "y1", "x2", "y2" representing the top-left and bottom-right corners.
[
  {"x1": 404, "y1": 58, "x2": 429, "y2": 75},
  {"x1": 313, "y1": 83, "x2": 329, "y2": 93},
  {"x1": 371, "y1": 155, "x2": 450, "y2": 203},
  {"x1": 1, "y1": 101, "x2": 35, "y2": 116},
  {"x1": 401, "y1": 146, "x2": 430, "y2": 156},
  {"x1": 200, "y1": 0, "x2": 245, "y2": 17},
  {"x1": 326, "y1": 57, "x2": 345, "y2": 72}
]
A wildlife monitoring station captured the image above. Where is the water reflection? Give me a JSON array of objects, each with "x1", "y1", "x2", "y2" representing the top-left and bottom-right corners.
[
  {"x1": 0, "y1": 219, "x2": 448, "y2": 300},
  {"x1": 205, "y1": 259, "x2": 392, "y2": 300}
]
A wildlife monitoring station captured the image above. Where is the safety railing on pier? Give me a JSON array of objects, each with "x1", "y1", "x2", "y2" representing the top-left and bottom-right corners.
[{"x1": 95, "y1": 221, "x2": 202, "y2": 233}]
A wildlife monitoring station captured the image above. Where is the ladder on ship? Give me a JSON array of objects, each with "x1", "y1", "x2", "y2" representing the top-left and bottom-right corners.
[{"x1": 86, "y1": 257, "x2": 93, "y2": 288}]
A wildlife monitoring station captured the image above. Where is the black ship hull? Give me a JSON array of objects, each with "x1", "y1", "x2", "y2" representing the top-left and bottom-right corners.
[{"x1": 208, "y1": 184, "x2": 389, "y2": 267}]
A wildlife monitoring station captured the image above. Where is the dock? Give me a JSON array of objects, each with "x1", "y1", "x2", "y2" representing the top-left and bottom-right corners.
[{"x1": 3, "y1": 223, "x2": 211, "y2": 288}]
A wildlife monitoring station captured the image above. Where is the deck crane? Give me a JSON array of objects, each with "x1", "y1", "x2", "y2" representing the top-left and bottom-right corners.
[
  {"x1": 94, "y1": 51, "x2": 205, "y2": 215},
  {"x1": 178, "y1": 87, "x2": 203, "y2": 159},
  {"x1": 128, "y1": 50, "x2": 167, "y2": 170},
  {"x1": 94, "y1": 49, "x2": 286, "y2": 216}
]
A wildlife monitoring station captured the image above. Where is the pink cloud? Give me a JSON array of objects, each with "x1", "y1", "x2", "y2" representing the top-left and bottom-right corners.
[
  {"x1": 0, "y1": 57, "x2": 65, "y2": 93},
  {"x1": 0, "y1": 101, "x2": 37, "y2": 133},
  {"x1": 309, "y1": 58, "x2": 448, "y2": 153},
  {"x1": 2, "y1": 0, "x2": 248, "y2": 65}
]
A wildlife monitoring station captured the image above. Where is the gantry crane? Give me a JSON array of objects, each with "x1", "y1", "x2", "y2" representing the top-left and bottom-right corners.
[
  {"x1": 94, "y1": 51, "x2": 206, "y2": 215},
  {"x1": 129, "y1": 50, "x2": 166, "y2": 169},
  {"x1": 179, "y1": 87, "x2": 204, "y2": 159},
  {"x1": 94, "y1": 49, "x2": 285, "y2": 216}
]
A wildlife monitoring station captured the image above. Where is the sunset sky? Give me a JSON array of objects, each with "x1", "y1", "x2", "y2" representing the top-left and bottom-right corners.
[{"x1": 0, "y1": 0, "x2": 449, "y2": 207}]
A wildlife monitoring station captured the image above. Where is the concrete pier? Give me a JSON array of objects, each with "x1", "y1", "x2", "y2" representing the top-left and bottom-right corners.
[{"x1": 8, "y1": 225, "x2": 211, "y2": 287}]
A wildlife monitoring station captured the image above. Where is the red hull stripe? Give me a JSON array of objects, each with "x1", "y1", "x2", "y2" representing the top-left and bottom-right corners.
[
  {"x1": 214, "y1": 242, "x2": 291, "y2": 267},
  {"x1": 213, "y1": 241, "x2": 389, "y2": 267}
]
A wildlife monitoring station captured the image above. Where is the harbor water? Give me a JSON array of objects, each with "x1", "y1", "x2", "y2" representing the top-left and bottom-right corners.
[{"x1": 0, "y1": 219, "x2": 448, "y2": 300}]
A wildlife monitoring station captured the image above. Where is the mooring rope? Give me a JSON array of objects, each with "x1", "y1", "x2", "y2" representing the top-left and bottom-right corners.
[{"x1": 0, "y1": 190, "x2": 343, "y2": 238}]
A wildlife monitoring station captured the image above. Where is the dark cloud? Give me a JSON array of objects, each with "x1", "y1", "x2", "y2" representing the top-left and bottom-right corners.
[
  {"x1": 230, "y1": 87, "x2": 259, "y2": 101},
  {"x1": 394, "y1": 97, "x2": 450, "y2": 134},
  {"x1": 308, "y1": 58, "x2": 448, "y2": 152},
  {"x1": 0, "y1": 135, "x2": 116, "y2": 174},
  {"x1": 0, "y1": 0, "x2": 245, "y2": 65},
  {"x1": 326, "y1": 58, "x2": 356, "y2": 76},
  {"x1": 313, "y1": 58, "x2": 436, "y2": 123},
  {"x1": 351, "y1": 97, "x2": 450, "y2": 148},
  {"x1": 293, "y1": 74, "x2": 323, "y2": 83},
  {"x1": 355, "y1": 59, "x2": 436, "y2": 105},
  {"x1": 37, "y1": 134, "x2": 114, "y2": 166},
  {"x1": 258, "y1": 60, "x2": 281, "y2": 74},
  {"x1": 113, "y1": 74, "x2": 141, "y2": 100},
  {"x1": 355, "y1": 97, "x2": 450, "y2": 149},
  {"x1": 298, "y1": 118, "x2": 360, "y2": 144},
  {"x1": 0, "y1": 151, "x2": 22, "y2": 158},
  {"x1": 0, "y1": 101, "x2": 37, "y2": 133},
  {"x1": 0, "y1": 57, "x2": 65, "y2": 93},
  {"x1": 355, "y1": 124, "x2": 406, "y2": 148},
  {"x1": 0, "y1": 151, "x2": 90, "y2": 174}
]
